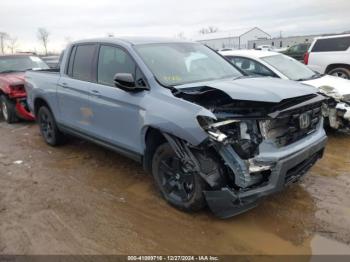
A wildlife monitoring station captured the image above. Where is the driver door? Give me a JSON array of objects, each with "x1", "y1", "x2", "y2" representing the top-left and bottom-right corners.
[{"x1": 88, "y1": 44, "x2": 146, "y2": 154}]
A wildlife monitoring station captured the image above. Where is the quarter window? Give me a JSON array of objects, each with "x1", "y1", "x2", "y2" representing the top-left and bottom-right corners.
[
  {"x1": 71, "y1": 44, "x2": 96, "y2": 81},
  {"x1": 97, "y1": 45, "x2": 136, "y2": 86},
  {"x1": 311, "y1": 37, "x2": 350, "y2": 52}
]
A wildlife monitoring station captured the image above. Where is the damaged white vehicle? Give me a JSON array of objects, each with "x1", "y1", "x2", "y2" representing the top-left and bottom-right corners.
[{"x1": 221, "y1": 50, "x2": 350, "y2": 130}]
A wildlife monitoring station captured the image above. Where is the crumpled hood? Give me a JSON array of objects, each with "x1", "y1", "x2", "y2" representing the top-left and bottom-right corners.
[
  {"x1": 176, "y1": 77, "x2": 318, "y2": 103},
  {"x1": 303, "y1": 75, "x2": 350, "y2": 96},
  {"x1": 0, "y1": 72, "x2": 25, "y2": 86}
]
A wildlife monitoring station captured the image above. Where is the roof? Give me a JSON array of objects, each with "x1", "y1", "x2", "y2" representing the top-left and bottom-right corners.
[
  {"x1": 191, "y1": 27, "x2": 271, "y2": 41},
  {"x1": 72, "y1": 36, "x2": 194, "y2": 46},
  {"x1": 313, "y1": 33, "x2": 350, "y2": 40},
  {"x1": 220, "y1": 49, "x2": 280, "y2": 59}
]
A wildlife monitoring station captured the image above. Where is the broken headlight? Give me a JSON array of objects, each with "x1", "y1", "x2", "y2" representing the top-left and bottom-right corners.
[{"x1": 197, "y1": 116, "x2": 262, "y2": 159}]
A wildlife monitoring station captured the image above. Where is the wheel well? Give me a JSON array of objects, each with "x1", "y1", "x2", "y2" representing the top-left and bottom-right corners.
[
  {"x1": 143, "y1": 127, "x2": 166, "y2": 173},
  {"x1": 34, "y1": 98, "x2": 50, "y2": 116},
  {"x1": 325, "y1": 64, "x2": 350, "y2": 73}
]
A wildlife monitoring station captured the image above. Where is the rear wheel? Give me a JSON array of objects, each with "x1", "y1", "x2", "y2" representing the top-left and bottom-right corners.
[
  {"x1": 152, "y1": 142, "x2": 206, "y2": 211},
  {"x1": 328, "y1": 67, "x2": 350, "y2": 79},
  {"x1": 37, "y1": 106, "x2": 64, "y2": 146},
  {"x1": 0, "y1": 95, "x2": 18, "y2": 123}
]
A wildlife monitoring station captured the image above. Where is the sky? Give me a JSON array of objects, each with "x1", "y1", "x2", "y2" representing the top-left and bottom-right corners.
[{"x1": 1, "y1": 0, "x2": 350, "y2": 53}]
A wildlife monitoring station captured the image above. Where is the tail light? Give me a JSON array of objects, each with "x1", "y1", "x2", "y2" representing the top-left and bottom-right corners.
[
  {"x1": 303, "y1": 52, "x2": 309, "y2": 65},
  {"x1": 9, "y1": 84, "x2": 25, "y2": 97},
  {"x1": 10, "y1": 84, "x2": 25, "y2": 92}
]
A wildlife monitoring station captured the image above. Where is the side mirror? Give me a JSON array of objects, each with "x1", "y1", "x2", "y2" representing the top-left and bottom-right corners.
[{"x1": 113, "y1": 73, "x2": 136, "y2": 91}]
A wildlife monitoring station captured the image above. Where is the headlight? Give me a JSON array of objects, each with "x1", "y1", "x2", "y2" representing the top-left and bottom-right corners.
[{"x1": 197, "y1": 115, "x2": 262, "y2": 159}]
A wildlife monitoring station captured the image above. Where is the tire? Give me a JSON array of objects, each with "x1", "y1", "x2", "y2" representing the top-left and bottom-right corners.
[
  {"x1": 0, "y1": 95, "x2": 18, "y2": 124},
  {"x1": 328, "y1": 67, "x2": 350, "y2": 79},
  {"x1": 152, "y1": 142, "x2": 207, "y2": 212},
  {"x1": 37, "y1": 106, "x2": 64, "y2": 146}
]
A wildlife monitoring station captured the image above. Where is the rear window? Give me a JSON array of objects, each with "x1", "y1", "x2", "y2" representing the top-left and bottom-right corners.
[
  {"x1": 71, "y1": 44, "x2": 96, "y2": 81},
  {"x1": 311, "y1": 36, "x2": 350, "y2": 52}
]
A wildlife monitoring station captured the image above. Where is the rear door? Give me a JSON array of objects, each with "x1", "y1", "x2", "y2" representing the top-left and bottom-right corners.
[{"x1": 57, "y1": 44, "x2": 97, "y2": 133}]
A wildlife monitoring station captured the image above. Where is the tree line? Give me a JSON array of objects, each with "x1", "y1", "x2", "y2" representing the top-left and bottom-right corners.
[
  {"x1": 0, "y1": 25, "x2": 220, "y2": 55},
  {"x1": 0, "y1": 27, "x2": 50, "y2": 55}
]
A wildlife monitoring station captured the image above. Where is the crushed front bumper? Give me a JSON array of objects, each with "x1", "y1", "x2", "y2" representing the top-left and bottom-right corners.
[{"x1": 204, "y1": 134, "x2": 327, "y2": 219}]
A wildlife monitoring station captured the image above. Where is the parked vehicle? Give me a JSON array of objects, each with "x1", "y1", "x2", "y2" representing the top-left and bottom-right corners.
[
  {"x1": 40, "y1": 55, "x2": 61, "y2": 69},
  {"x1": 255, "y1": 45, "x2": 272, "y2": 51},
  {"x1": 305, "y1": 34, "x2": 350, "y2": 79},
  {"x1": 25, "y1": 38, "x2": 327, "y2": 218},
  {"x1": 220, "y1": 50, "x2": 350, "y2": 130},
  {"x1": 280, "y1": 43, "x2": 310, "y2": 62},
  {"x1": 0, "y1": 54, "x2": 49, "y2": 123}
]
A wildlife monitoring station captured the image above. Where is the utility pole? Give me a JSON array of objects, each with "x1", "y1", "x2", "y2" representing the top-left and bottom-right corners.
[{"x1": 0, "y1": 32, "x2": 9, "y2": 54}]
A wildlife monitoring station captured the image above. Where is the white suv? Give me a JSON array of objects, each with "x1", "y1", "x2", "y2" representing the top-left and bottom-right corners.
[{"x1": 305, "y1": 34, "x2": 350, "y2": 79}]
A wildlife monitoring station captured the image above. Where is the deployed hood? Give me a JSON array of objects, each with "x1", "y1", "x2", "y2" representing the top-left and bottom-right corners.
[
  {"x1": 176, "y1": 77, "x2": 318, "y2": 103},
  {"x1": 303, "y1": 75, "x2": 350, "y2": 96}
]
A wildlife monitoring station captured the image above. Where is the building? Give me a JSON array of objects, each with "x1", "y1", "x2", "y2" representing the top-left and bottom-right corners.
[
  {"x1": 248, "y1": 34, "x2": 321, "y2": 49},
  {"x1": 191, "y1": 27, "x2": 271, "y2": 50}
]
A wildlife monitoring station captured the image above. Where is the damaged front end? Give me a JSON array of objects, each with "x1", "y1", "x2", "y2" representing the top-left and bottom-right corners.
[
  {"x1": 319, "y1": 86, "x2": 350, "y2": 130},
  {"x1": 167, "y1": 86, "x2": 327, "y2": 218}
]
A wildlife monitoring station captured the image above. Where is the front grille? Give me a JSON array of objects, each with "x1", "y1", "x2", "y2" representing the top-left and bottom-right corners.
[
  {"x1": 285, "y1": 150, "x2": 323, "y2": 184},
  {"x1": 260, "y1": 102, "x2": 322, "y2": 147}
]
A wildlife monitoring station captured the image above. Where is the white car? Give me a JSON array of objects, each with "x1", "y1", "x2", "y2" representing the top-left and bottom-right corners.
[
  {"x1": 220, "y1": 49, "x2": 350, "y2": 130},
  {"x1": 256, "y1": 45, "x2": 272, "y2": 51},
  {"x1": 305, "y1": 34, "x2": 350, "y2": 79}
]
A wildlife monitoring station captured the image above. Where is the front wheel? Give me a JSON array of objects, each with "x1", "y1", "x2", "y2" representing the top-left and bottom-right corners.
[
  {"x1": 152, "y1": 143, "x2": 207, "y2": 211},
  {"x1": 37, "y1": 106, "x2": 65, "y2": 146}
]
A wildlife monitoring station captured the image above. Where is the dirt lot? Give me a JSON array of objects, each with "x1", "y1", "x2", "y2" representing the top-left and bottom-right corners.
[{"x1": 0, "y1": 120, "x2": 350, "y2": 255}]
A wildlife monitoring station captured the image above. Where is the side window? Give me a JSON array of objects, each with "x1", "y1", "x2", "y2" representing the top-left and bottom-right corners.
[
  {"x1": 97, "y1": 45, "x2": 136, "y2": 86},
  {"x1": 71, "y1": 44, "x2": 96, "y2": 81},
  {"x1": 229, "y1": 57, "x2": 275, "y2": 77},
  {"x1": 312, "y1": 37, "x2": 350, "y2": 52}
]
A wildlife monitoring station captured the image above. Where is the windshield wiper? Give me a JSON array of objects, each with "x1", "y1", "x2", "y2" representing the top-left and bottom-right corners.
[
  {"x1": 296, "y1": 73, "x2": 324, "y2": 81},
  {"x1": 0, "y1": 70, "x2": 22, "y2": 74},
  {"x1": 0, "y1": 68, "x2": 39, "y2": 74}
]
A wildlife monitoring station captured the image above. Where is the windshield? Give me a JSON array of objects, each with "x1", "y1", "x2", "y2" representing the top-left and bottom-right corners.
[
  {"x1": 135, "y1": 43, "x2": 242, "y2": 86},
  {"x1": 0, "y1": 56, "x2": 49, "y2": 73},
  {"x1": 261, "y1": 54, "x2": 316, "y2": 81}
]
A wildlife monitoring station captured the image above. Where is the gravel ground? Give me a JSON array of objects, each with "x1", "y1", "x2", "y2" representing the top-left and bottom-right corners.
[{"x1": 0, "y1": 121, "x2": 350, "y2": 255}]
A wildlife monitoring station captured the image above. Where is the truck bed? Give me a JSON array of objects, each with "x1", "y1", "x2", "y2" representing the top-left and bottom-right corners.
[{"x1": 25, "y1": 69, "x2": 62, "y2": 113}]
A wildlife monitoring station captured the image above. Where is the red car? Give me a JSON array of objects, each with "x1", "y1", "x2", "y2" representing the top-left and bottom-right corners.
[{"x1": 0, "y1": 54, "x2": 49, "y2": 123}]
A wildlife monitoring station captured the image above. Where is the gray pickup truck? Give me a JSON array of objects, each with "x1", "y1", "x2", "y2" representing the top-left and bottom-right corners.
[{"x1": 25, "y1": 37, "x2": 327, "y2": 218}]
